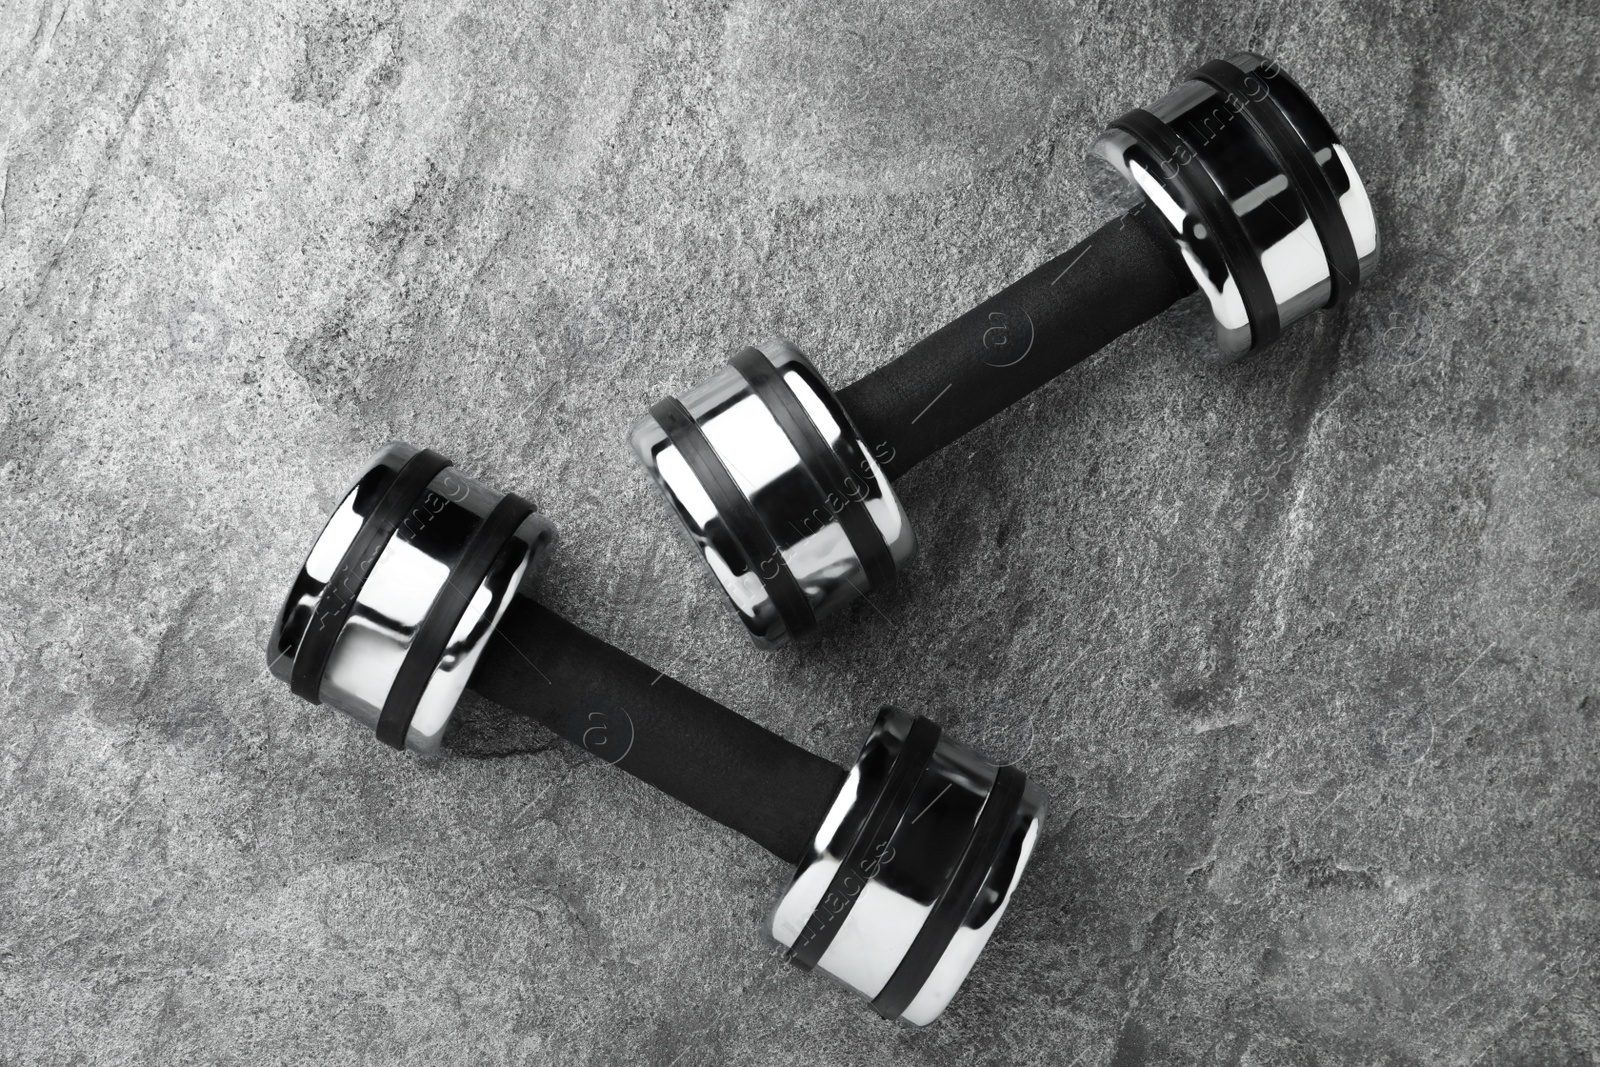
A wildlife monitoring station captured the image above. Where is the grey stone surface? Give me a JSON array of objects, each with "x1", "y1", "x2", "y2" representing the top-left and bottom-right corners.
[{"x1": 2, "y1": 0, "x2": 1597, "y2": 1063}]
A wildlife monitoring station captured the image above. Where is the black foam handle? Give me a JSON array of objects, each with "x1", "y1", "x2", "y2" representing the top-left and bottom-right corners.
[
  {"x1": 836, "y1": 204, "x2": 1197, "y2": 480},
  {"x1": 461, "y1": 595, "x2": 846, "y2": 866}
]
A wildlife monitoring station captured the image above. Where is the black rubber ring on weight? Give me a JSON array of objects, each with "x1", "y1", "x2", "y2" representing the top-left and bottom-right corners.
[
  {"x1": 1110, "y1": 107, "x2": 1282, "y2": 351},
  {"x1": 649, "y1": 396, "x2": 817, "y2": 641},
  {"x1": 729, "y1": 348, "x2": 896, "y2": 595},
  {"x1": 374, "y1": 491, "x2": 537, "y2": 750},
  {"x1": 786, "y1": 715, "x2": 942, "y2": 972},
  {"x1": 872, "y1": 763, "x2": 1027, "y2": 1020},
  {"x1": 291, "y1": 448, "x2": 454, "y2": 703},
  {"x1": 1189, "y1": 59, "x2": 1360, "y2": 309}
]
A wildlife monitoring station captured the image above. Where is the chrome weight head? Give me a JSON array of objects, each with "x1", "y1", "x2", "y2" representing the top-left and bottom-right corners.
[
  {"x1": 268, "y1": 443, "x2": 556, "y2": 754},
  {"x1": 1090, "y1": 52, "x2": 1379, "y2": 360},
  {"x1": 631, "y1": 338, "x2": 914, "y2": 650},
  {"x1": 769, "y1": 706, "x2": 1046, "y2": 1026}
]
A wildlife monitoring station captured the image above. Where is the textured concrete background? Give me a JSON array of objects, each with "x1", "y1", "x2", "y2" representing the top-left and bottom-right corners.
[{"x1": 2, "y1": 0, "x2": 1597, "y2": 1063}]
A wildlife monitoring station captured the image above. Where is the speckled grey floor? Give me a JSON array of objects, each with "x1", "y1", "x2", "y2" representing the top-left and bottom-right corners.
[{"x1": 3, "y1": 1, "x2": 1597, "y2": 1063}]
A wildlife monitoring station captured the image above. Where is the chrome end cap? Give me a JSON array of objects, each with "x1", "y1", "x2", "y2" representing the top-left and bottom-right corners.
[
  {"x1": 767, "y1": 706, "x2": 1046, "y2": 1025},
  {"x1": 1089, "y1": 52, "x2": 1378, "y2": 361},
  {"x1": 267, "y1": 442, "x2": 556, "y2": 755},
  {"x1": 631, "y1": 338, "x2": 915, "y2": 650}
]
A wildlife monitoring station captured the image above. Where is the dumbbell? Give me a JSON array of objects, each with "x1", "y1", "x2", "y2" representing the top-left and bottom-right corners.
[
  {"x1": 632, "y1": 52, "x2": 1379, "y2": 648},
  {"x1": 267, "y1": 443, "x2": 1046, "y2": 1025}
]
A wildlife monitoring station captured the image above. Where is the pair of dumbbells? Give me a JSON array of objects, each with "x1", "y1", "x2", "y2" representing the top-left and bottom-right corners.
[{"x1": 267, "y1": 52, "x2": 1377, "y2": 1024}]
